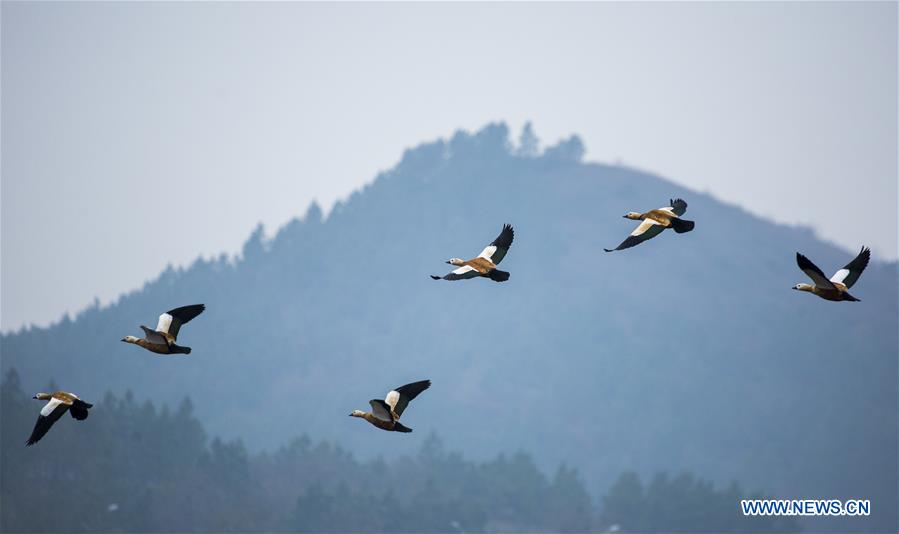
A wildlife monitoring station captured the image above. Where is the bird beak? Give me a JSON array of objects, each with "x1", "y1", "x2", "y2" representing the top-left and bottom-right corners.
[
  {"x1": 348, "y1": 413, "x2": 353, "y2": 417},
  {"x1": 120, "y1": 338, "x2": 127, "y2": 342},
  {"x1": 622, "y1": 215, "x2": 628, "y2": 218},
  {"x1": 32, "y1": 395, "x2": 38, "y2": 399},
  {"x1": 445, "y1": 261, "x2": 451, "y2": 264}
]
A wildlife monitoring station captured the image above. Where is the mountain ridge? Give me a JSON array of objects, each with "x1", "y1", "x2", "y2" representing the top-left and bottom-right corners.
[
  {"x1": 3, "y1": 123, "x2": 896, "y2": 532},
  {"x1": 5, "y1": 125, "x2": 892, "y2": 336}
]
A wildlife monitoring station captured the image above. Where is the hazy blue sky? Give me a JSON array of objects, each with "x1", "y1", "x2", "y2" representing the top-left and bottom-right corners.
[{"x1": 2, "y1": 2, "x2": 896, "y2": 332}]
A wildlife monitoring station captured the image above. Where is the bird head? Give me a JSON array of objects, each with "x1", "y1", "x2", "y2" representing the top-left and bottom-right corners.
[
  {"x1": 32, "y1": 393, "x2": 50, "y2": 400},
  {"x1": 624, "y1": 212, "x2": 642, "y2": 220},
  {"x1": 121, "y1": 335, "x2": 139, "y2": 343},
  {"x1": 446, "y1": 258, "x2": 465, "y2": 266},
  {"x1": 792, "y1": 283, "x2": 813, "y2": 292},
  {"x1": 349, "y1": 410, "x2": 365, "y2": 418}
]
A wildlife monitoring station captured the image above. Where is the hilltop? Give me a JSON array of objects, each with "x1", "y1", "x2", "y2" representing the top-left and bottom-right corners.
[{"x1": 3, "y1": 123, "x2": 895, "y2": 532}]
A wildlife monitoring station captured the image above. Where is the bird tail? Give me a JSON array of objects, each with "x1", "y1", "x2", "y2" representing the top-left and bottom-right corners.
[
  {"x1": 670, "y1": 218, "x2": 695, "y2": 233},
  {"x1": 393, "y1": 422, "x2": 413, "y2": 433},
  {"x1": 70, "y1": 405, "x2": 90, "y2": 421},
  {"x1": 171, "y1": 345, "x2": 192, "y2": 355},
  {"x1": 487, "y1": 269, "x2": 510, "y2": 282},
  {"x1": 843, "y1": 293, "x2": 861, "y2": 302}
]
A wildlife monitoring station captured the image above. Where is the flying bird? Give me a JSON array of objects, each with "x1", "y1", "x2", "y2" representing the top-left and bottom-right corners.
[
  {"x1": 793, "y1": 247, "x2": 870, "y2": 302},
  {"x1": 431, "y1": 224, "x2": 514, "y2": 282},
  {"x1": 350, "y1": 380, "x2": 431, "y2": 433},
  {"x1": 27, "y1": 391, "x2": 92, "y2": 446},
  {"x1": 604, "y1": 199, "x2": 694, "y2": 252},
  {"x1": 122, "y1": 304, "x2": 205, "y2": 354}
]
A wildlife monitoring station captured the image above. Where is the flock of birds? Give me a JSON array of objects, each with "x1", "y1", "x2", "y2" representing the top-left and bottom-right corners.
[{"x1": 25, "y1": 198, "x2": 873, "y2": 444}]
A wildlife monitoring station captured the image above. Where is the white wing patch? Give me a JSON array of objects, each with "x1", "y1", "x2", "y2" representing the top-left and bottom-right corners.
[
  {"x1": 40, "y1": 398, "x2": 65, "y2": 417},
  {"x1": 830, "y1": 269, "x2": 850, "y2": 284},
  {"x1": 155, "y1": 313, "x2": 174, "y2": 334},
  {"x1": 631, "y1": 219, "x2": 661, "y2": 236},
  {"x1": 452, "y1": 265, "x2": 477, "y2": 275},
  {"x1": 385, "y1": 390, "x2": 400, "y2": 411},
  {"x1": 478, "y1": 245, "x2": 497, "y2": 260}
]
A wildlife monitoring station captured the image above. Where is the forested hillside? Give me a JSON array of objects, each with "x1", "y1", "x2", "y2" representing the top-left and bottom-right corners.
[
  {"x1": 2, "y1": 124, "x2": 895, "y2": 532},
  {"x1": 1, "y1": 370, "x2": 799, "y2": 532}
]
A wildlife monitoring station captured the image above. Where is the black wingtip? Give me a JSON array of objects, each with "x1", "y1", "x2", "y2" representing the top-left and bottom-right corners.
[
  {"x1": 404, "y1": 379, "x2": 431, "y2": 392},
  {"x1": 430, "y1": 275, "x2": 441, "y2": 280},
  {"x1": 396, "y1": 380, "x2": 432, "y2": 399},
  {"x1": 604, "y1": 248, "x2": 614, "y2": 253},
  {"x1": 490, "y1": 224, "x2": 515, "y2": 248},
  {"x1": 165, "y1": 304, "x2": 206, "y2": 329}
]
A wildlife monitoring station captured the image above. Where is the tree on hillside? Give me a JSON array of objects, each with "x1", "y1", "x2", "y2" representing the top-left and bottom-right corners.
[
  {"x1": 517, "y1": 121, "x2": 540, "y2": 157},
  {"x1": 600, "y1": 471, "x2": 801, "y2": 533}
]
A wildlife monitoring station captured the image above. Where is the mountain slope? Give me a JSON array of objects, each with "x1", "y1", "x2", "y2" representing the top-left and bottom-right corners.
[{"x1": 3, "y1": 123, "x2": 896, "y2": 532}]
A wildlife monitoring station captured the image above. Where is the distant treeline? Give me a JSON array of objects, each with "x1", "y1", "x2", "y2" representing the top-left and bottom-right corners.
[{"x1": 0, "y1": 369, "x2": 798, "y2": 533}]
